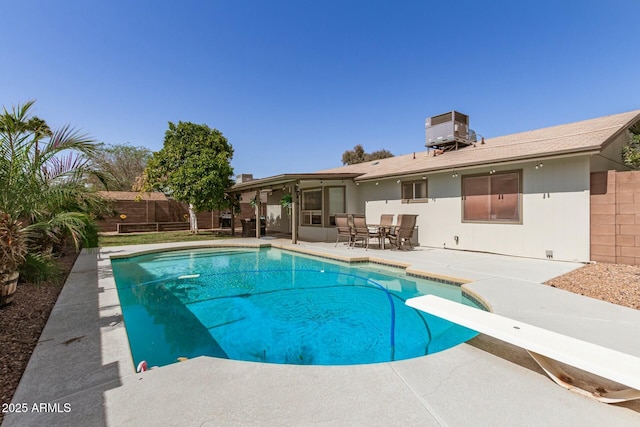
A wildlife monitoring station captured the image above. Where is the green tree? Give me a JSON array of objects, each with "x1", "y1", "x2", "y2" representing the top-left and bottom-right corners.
[
  {"x1": 342, "y1": 144, "x2": 366, "y2": 165},
  {"x1": 142, "y1": 121, "x2": 234, "y2": 233},
  {"x1": 341, "y1": 144, "x2": 394, "y2": 165},
  {"x1": 88, "y1": 143, "x2": 153, "y2": 191},
  {"x1": 622, "y1": 125, "x2": 640, "y2": 170},
  {"x1": 368, "y1": 148, "x2": 394, "y2": 161},
  {"x1": 0, "y1": 100, "x2": 107, "y2": 282}
]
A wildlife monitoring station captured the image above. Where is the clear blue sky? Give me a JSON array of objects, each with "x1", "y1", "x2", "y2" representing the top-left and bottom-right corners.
[{"x1": 2, "y1": 1, "x2": 638, "y2": 179}]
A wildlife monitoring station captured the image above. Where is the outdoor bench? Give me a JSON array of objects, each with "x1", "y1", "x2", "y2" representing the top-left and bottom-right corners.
[{"x1": 116, "y1": 222, "x2": 190, "y2": 233}]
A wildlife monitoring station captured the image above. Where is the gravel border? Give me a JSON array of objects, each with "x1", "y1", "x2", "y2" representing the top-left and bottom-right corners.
[{"x1": 545, "y1": 262, "x2": 640, "y2": 310}]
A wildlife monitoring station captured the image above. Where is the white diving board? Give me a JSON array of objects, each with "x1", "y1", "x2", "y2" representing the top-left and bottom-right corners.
[{"x1": 406, "y1": 294, "x2": 640, "y2": 403}]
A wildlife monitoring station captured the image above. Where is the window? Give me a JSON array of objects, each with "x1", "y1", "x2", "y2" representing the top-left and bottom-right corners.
[
  {"x1": 300, "y1": 186, "x2": 345, "y2": 226},
  {"x1": 301, "y1": 188, "x2": 322, "y2": 225},
  {"x1": 462, "y1": 171, "x2": 521, "y2": 223},
  {"x1": 402, "y1": 180, "x2": 427, "y2": 202}
]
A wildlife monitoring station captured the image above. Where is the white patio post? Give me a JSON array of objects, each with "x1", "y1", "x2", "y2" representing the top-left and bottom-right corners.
[
  {"x1": 291, "y1": 182, "x2": 298, "y2": 244},
  {"x1": 255, "y1": 189, "x2": 261, "y2": 238}
]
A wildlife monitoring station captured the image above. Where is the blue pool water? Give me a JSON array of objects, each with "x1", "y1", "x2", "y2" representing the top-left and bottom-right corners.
[{"x1": 111, "y1": 247, "x2": 480, "y2": 368}]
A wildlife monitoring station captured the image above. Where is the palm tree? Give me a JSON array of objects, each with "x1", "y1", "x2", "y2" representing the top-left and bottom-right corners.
[{"x1": 0, "y1": 100, "x2": 108, "y2": 281}]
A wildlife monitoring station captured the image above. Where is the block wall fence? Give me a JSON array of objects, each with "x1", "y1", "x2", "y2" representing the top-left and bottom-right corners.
[
  {"x1": 590, "y1": 170, "x2": 640, "y2": 265},
  {"x1": 97, "y1": 199, "x2": 255, "y2": 232}
]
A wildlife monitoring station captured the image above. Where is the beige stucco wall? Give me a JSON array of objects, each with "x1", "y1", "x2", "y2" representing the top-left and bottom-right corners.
[
  {"x1": 265, "y1": 190, "x2": 291, "y2": 233},
  {"x1": 364, "y1": 156, "x2": 592, "y2": 261}
]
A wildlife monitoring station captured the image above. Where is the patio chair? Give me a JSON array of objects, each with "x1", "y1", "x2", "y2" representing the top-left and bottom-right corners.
[
  {"x1": 351, "y1": 214, "x2": 371, "y2": 249},
  {"x1": 241, "y1": 218, "x2": 265, "y2": 237},
  {"x1": 241, "y1": 219, "x2": 252, "y2": 237},
  {"x1": 387, "y1": 214, "x2": 418, "y2": 250},
  {"x1": 335, "y1": 213, "x2": 353, "y2": 247},
  {"x1": 367, "y1": 214, "x2": 395, "y2": 249},
  {"x1": 379, "y1": 214, "x2": 394, "y2": 228}
]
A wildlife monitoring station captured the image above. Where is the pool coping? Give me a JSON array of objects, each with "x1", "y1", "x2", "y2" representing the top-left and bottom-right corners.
[{"x1": 5, "y1": 239, "x2": 640, "y2": 426}]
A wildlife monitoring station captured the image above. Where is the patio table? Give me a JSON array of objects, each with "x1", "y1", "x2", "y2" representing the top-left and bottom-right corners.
[{"x1": 367, "y1": 224, "x2": 391, "y2": 249}]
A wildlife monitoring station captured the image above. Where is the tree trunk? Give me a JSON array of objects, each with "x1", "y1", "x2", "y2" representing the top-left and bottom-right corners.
[{"x1": 188, "y1": 203, "x2": 198, "y2": 234}]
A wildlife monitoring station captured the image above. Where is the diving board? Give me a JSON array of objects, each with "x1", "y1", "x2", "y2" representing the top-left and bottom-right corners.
[{"x1": 405, "y1": 294, "x2": 640, "y2": 403}]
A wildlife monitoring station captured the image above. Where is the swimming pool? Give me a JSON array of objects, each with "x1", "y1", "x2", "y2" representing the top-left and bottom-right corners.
[{"x1": 111, "y1": 247, "x2": 480, "y2": 368}]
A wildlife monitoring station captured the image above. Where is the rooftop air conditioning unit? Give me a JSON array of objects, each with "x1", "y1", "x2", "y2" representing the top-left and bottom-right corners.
[{"x1": 425, "y1": 111, "x2": 473, "y2": 150}]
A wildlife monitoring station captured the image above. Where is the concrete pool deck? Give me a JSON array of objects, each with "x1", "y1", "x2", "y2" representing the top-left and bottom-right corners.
[{"x1": 4, "y1": 239, "x2": 640, "y2": 426}]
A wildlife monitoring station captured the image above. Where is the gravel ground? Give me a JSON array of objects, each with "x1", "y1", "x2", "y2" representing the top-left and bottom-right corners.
[
  {"x1": 545, "y1": 262, "x2": 640, "y2": 310},
  {"x1": 1, "y1": 256, "x2": 639, "y2": 424}
]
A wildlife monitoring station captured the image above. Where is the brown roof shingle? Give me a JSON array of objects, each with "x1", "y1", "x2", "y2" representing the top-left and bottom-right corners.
[{"x1": 318, "y1": 110, "x2": 640, "y2": 180}]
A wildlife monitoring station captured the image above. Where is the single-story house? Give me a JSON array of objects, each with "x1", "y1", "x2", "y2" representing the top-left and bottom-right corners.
[{"x1": 229, "y1": 109, "x2": 640, "y2": 262}]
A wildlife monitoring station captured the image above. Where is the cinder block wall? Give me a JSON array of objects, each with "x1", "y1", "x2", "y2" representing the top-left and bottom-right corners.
[
  {"x1": 97, "y1": 199, "x2": 256, "y2": 232},
  {"x1": 590, "y1": 170, "x2": 640, "y2": 265}
]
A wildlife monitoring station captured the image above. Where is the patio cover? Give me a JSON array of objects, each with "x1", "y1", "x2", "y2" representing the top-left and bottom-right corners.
[{"x1": 227, "y1": 173, "x2": 363, "y2": 243}]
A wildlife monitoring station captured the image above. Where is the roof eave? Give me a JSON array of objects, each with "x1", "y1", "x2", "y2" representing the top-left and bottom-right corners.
[
  {"x1": 228, "y1": 172, "x2": 364, "y2": 192},
  {"x1": 599, "y1": 112, "x2": 640, "y2": 151},
  {"x1": 353, "y1": 147, "x2": 601, "y2": 182}
]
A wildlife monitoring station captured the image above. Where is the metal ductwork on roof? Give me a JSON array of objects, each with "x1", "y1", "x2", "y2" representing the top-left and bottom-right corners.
[{"x1": 425, "y1": 111, "x2": 476, "y2": 151}]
